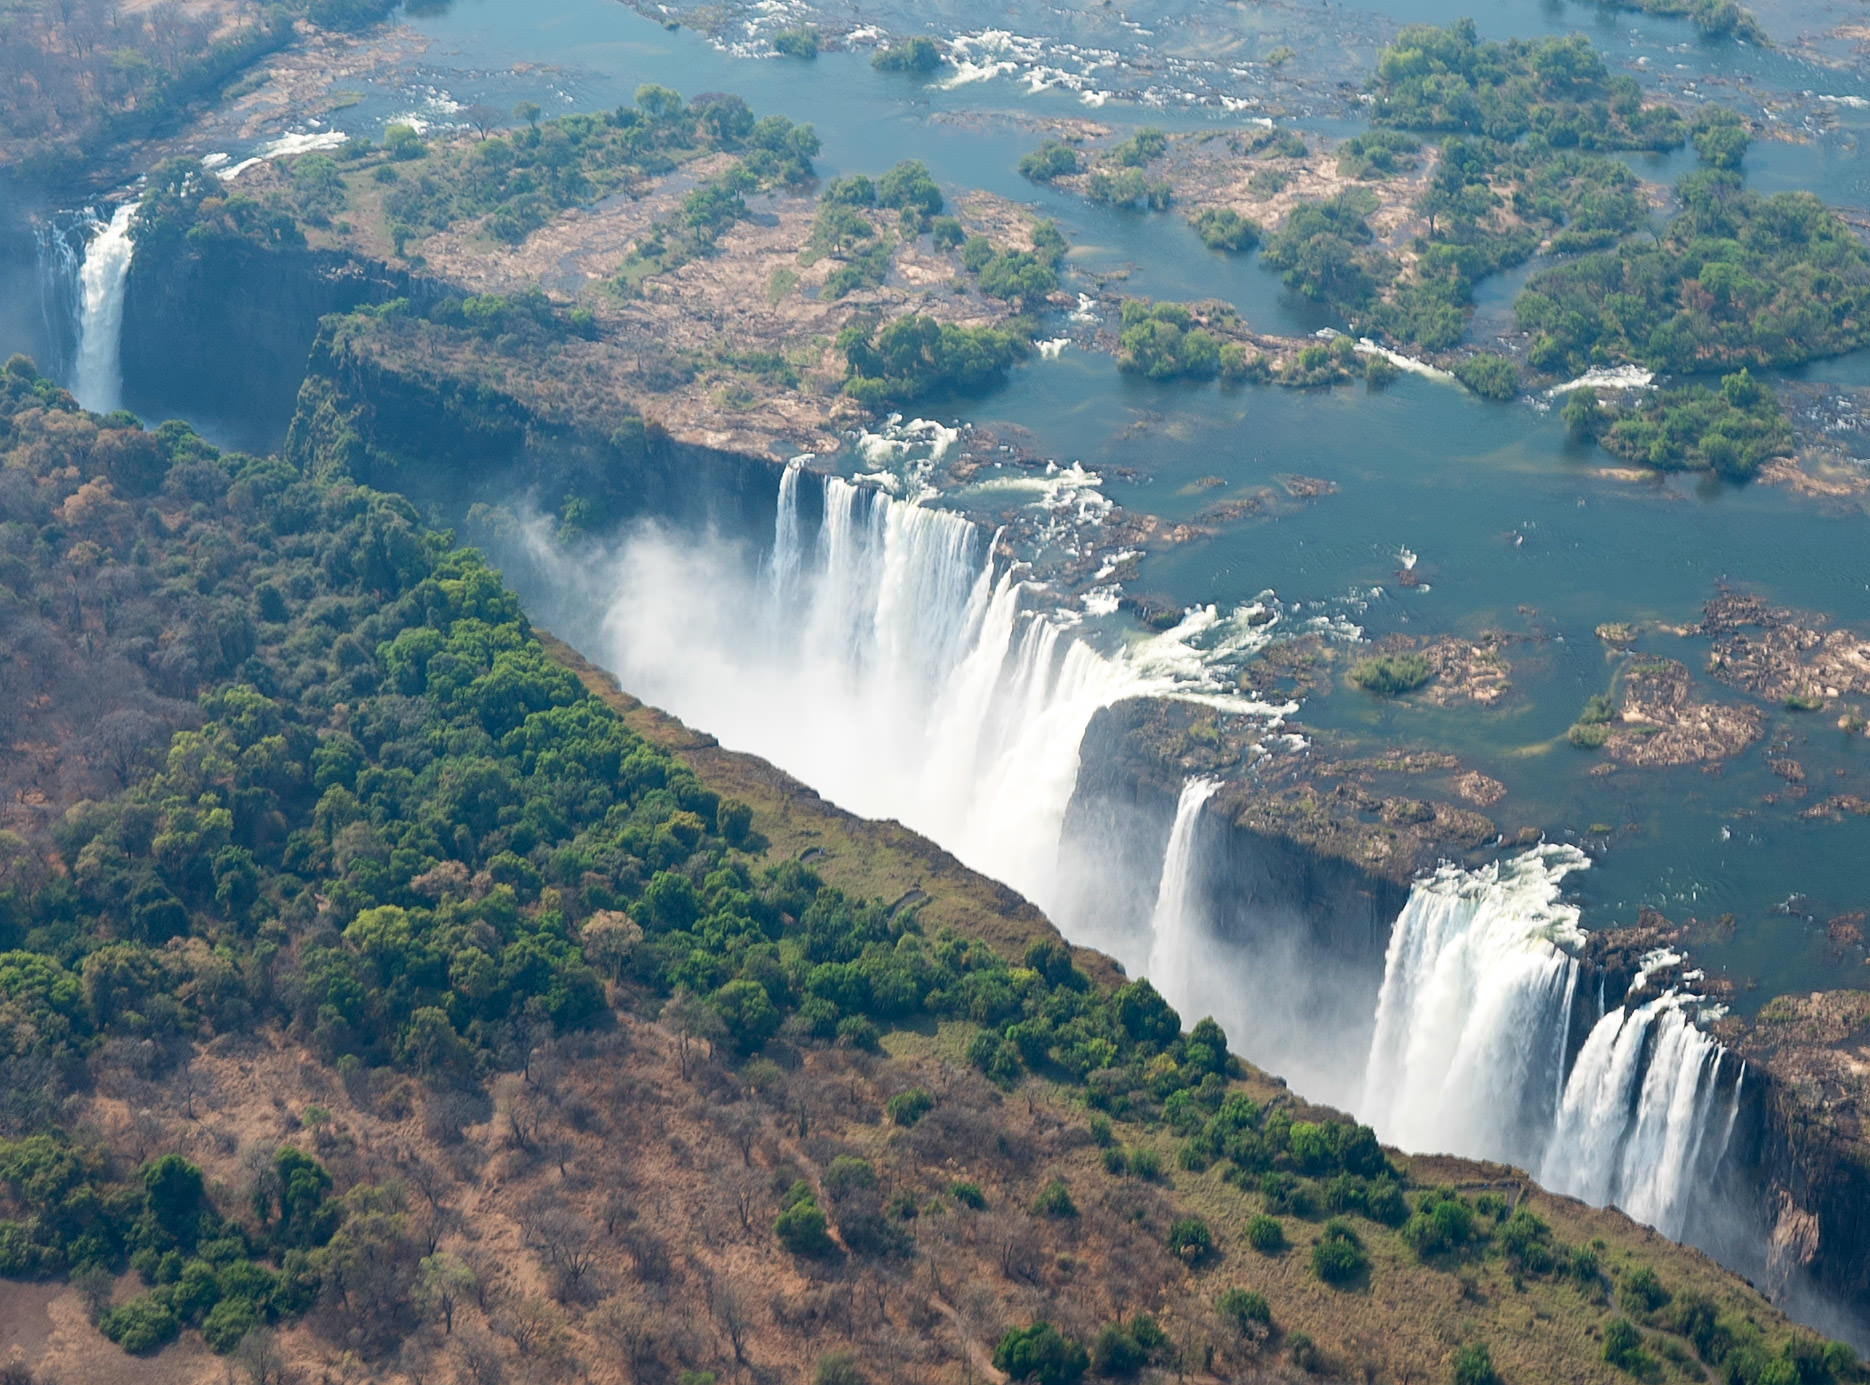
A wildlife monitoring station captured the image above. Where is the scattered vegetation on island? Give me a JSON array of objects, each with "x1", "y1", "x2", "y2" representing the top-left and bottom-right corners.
[
  {"x1": 872, "y1": 36, "x2": 944, "y2": 75},
  {"x1": 1117, "y1": 301, "x2": 1264, "y2": 382},
  {"x1": 838, "y1": 317, "x2": 1032, "y2": 405},
  {"x1": 1020, "y1": 140, "x2": 1081, "y2": 184},
  {"x1": 1349, "y1": 653, "x2": 1434, "y2": 696},
  {"x1": 1515, "y1": 170, "x2": 1870, "y2": 375},
  {"x1": 1190, "y1": 207, "x2": 1263, "y2": 253},
  {"x1": 1563, "y1": 369, "x2": 1793, "y2": 478}
]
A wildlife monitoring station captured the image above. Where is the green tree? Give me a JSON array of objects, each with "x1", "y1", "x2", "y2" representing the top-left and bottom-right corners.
[{"x1": 995, "y1": 1322, "x2": 1090, "y2": 1385}]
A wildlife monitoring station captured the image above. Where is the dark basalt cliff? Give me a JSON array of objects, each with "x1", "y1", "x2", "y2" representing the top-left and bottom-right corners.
[
  {"x1": 121, "y1": 235, "x2": 419, "y2": 449},
  {"x1": 286, "y1": 313, "x2": 783, "y2": 542}
]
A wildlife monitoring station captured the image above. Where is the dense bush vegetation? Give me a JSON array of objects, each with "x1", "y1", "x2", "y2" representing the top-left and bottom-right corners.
[
  {"x1": 1115, "y1": 301, "x2": 1262, "y2": 382},
  {"x1": 1371, "y1": 22, "x2": 1684, "y2": 150},
  {"x1": 1581, "y1": 370, "x2": 1792, "y2": 478},
  {"x1": 1515, "y1": 170, "x2": 1870, "y2": 373},
  {"x1": 1190, "y1": 208, "x2": 1263, "y2": 253},
  {"x1": 1349, "y1": 653, "x2": 1433, "y2": 696},
  {"x1": 1020, "y1": 141, "x2": 1080, "y2": 183},
  {"x1": 839, "y1": 316, "x2": 1031, "y2": 406},
  {"x1": 872, "y1": 37, "x2": 944, "y2": 74},
  {"x1": 1452, "y1": 353, "x2": 1520, "y2": 400}
]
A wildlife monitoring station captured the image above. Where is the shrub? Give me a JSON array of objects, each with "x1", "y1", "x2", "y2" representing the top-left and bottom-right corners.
[
  {"x1": 1033, "y1": 1178, "x2": 1077, "y2": 1218},
  {"x1": 1246, "y1": 1215, "x2": 1286, "y2": 1253},
  {"x1": 822, "y1": 1157, "x2": 878, "y2": 1203},
  {"x1": 816, "y1": 1351, "x2": 865, "y2": 1385},
  {"x1": 100, "y1": 1295, "x2": 181, "y2": 1354},
  {"x1": 1216, "y1": 1287, "x2": 1271, "y2": 1331},
  {"x1": 1021, "y1": 141, "x2": 1080, "y2": 183},
  {"x1": 1603, "y1": 1318, "x2": 1658, "y2": 1377},
  {"x1": 886, "y1": 1087, "x2": 935, "y2": 1127},
  {"x1": 775, "y1": 1192, "x2": 835, "y2": 1256},
  {"x1": 949, "y1": 1180, "x2": 986, "y2": 1209},
  {"x1": 1190, "y1": 207, "x2": 1262, "y2": 252},
  {"x1": 1088, "y1": 1114, "x2": 1114, "y2": 1147},
  {"x1": 1349, "y1": 653, "x2": 1432, "y2": 696},
  {"x1": 1092, "y1": 1321, "x2": 1150, "y2": 1377},
  {"x1": 1167, "y1": 1217, "x2": 1214, "y2": 1264},
  {"x1": 1454, "y1": 353, "x2": 1520, "y2": 401},
  {"x1": 773, "y1": 24, "x2": 820, "y2": 58},
  {"x1": 1567, "y1": 721, "x2": 1611, "y2": 749},
  {"x1": 1310, "y1": 1220, "x2": 1366, "y2": 1286},
  {"x1": 996, "y1": 1322, "x2": 1090, "y2": 1385},
  {"x1": 873, "y1": 37, "x2": 943, "y2": 74},
  {"x1": 1624, "y1": 1266, "x2": 1670, "y2": 1314},
  {"x1": 1402, "y1": 1192, "x2": 1476, "y2": 1259},
  {"x1": 1452, "y1": 1343, "x2": 1498, "y2": 1385}
]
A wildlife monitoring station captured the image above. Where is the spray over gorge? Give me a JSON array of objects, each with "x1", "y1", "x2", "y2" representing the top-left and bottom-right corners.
[{"x1": 4, "y1": 0, "x2": 1870, "y2": 1375}]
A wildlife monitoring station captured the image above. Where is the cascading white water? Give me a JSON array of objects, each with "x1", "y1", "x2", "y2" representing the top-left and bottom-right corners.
[
  {"x1": 71, "y1": 200, "x2": 140, "y2": 414},
  {"x1": 1355, "y1": 844, "x2": 1735, "y2": 1241},
  {"x1": 1540, "y1": 994, "x2": 1729, "y2": 1239},
  {"x1": 557, "y1": 469, "x2": 1277, "y2": 916},
  {"x1": 1142, "y1": 778, "x2": 1220, "y2": 1007},
  {"x1": 1358, "y1": 845, "x2": 1589, "y2": 1170},
  {"x1": 34, "y1": 216, "x2": 88, "y2": 384}
]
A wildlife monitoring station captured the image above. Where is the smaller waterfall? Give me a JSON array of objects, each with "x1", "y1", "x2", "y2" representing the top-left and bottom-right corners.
[
  {"x1": 1540, "y1": 995, "x2": 1728, "y2": 1240},
  {"x1": 1358, "y1": 845, "x2": 1589, "y2": 1169},
  {"x1": 1143, "y1": 778, "x2": 1221, "y2": 1011},
  {"x1": 34, "y1": 215, "x2": 88, "y2": 384},
  {"x1": 72, "y1": 200, "x2": 140, "y2": 414}
]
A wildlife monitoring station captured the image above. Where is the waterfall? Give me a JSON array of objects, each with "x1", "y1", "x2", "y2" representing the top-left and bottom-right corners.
[
  {"x1": 34, "y1": 215, "x2": 88, "y2": 385},
  {"x1": 562, "y1": 471, "x2": 1274, "y2": 916},
  {"x1": 1142, "y1": 778, "x2": 1220, "y2": 1011},
  {"x1": 1357, "y1": 845, "x2": 1588, "y2": 1170},
  {"x1": 1540, "y1": 995, "x2": 1727, "y2": 1240},
  {"x1": 71, "y1": 200, "x2": 140, "y2": 414},
  {"x1": 1354, "y1": 844, "x2": 1736, "y2": 1240}
]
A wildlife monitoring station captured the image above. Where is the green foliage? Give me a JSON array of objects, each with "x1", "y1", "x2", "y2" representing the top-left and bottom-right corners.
[
  {"x1": 1452, "y1": 1343, "x2": 1499, "y2": 1385},
  {"x1": 1247, "y1": 1215, "x2": 1286, "y2": 1252},
  {"x1": 1311, "y1": 1219, "x2": 1367, "y2": 1285},
  {"x1": 1562, "y1": 390, "x2": 1607, "y2": 442},
  {"x1": 1453, "y1": 354, "x2": 1520, "y2": 401},
  {"x1": 840, "y1": 316, "x2": 1030, "y2": 407},
  {"x1": 949, "y1": 1180, "x2": 986, "y2": 1209},
  {"x1": 1021, "y1": 141, "x2": 1080, "y2": 183},
  {"x1": 1594, "y1": 370, "x2": 1791, "y2": 479},
  {"x1": 996, "y1": 1322, "x2": 1090, "y2": 1385},
  {"x1": 1401, "y1": 1190, "x2": 1477, "y2": 1259},
  {"x1": 1091, "y1": 1318, "x2": 1163, "y2": 1377},
  {"x1": 1349, "y1": 653, "x2": 1433, "y2": 696},
  {"x1": 775, "y1": 1188, "x2": 835, "y2": 1256},
  {"x1": 1604, "y1": 1317, "x2": 1660, "y2": 1378},
  {"x1": 1033, "y1": 1178, "x2": 1078, "y2": 1218},
  {"x1": 1189, "y1": 207, "x2": 1262, "y2": 253},
  {"x1": 1262, "y1": 199, "x2": 1389, "y2": 311},
  {"x1": 1216, "y1": 1287, "x2": 1272, "y2": 1330},
  {"x1": 1371, "y1": 22, "x2": 1685, "y2": 150},
  {"x1": 1337, "y1": 131, "x2": 1423, "y2": 180},
  {"x1": 1110, "y1": 128, "x2": 1169, "y2": 167},
  {"x1": 1624, "y1": 1265, "x2": 1672, "y2": 1314},
  {"x1": 1167, "y1": 1216, "x2": 1214, "y2": 1264},
  {"x1": 1568, "y1": 721, "x2": 1611, "y2": 749},
  {"x1": 816, "y1": 1350, "x2": 866, "y2": 1385},
  {"x1": 1516, "y1": 171, "x2": 1870, "y2": 374},
  {"x1": 772, "y1": 24, "x2": 820, "y2": 58},
  {"x1": 1116, "y1": 300, "x2": 1257, "y2": 382},
  {"x1": 885, "y1": 1087, "x2": 935, "y2": 1127},
  {"x1": 1693, "y1": 108, "x2": 1749, "y2": 169},
  {"x1": 873, "y1": 37, "x2": 944, "y2": 74},
  {"x1": 1086, "y1": 168, "x2": 1173, "y2": 211}
]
